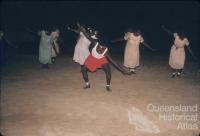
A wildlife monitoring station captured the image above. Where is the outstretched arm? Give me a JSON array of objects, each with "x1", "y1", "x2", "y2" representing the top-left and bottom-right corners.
[
  {"x1": 141, "y1": 42, "x2": 156, "y2": 51},
  {"x1": 77, "y1": 23, "x2": 97, "y2": 43},
  {"x1": 161, "y1": 25, "x2": 173, "y2": 36},
  {"x1": 67, "y1": 26, "x2": 80, "y2": 34},
  {"x1": 105, "y1": 52, "x2": 130, "y2": 75},
  {"x1": 110, "y1": 37, "x2": 124, "y2": 43},
  {"x1": 24, "y1": 27, "x2": 38, "y2": 35},
  {"x1": 186, "y1": 46, "x2": 197, "y2": 61},
  {"x1": 3, "y1": 36, "x2": 18, "y2": 48}
]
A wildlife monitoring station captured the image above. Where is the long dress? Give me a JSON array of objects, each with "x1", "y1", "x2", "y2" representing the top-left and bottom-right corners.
[
  {"x1": 123, "y1": 32, "x2": 144, "y2": 68},
  {"x1": 51, "y1": 31, "x2": 60, "y2": 58},
  {"x1": 73, "y1": 32, "x2": 91, "y2": 65},
  {"x1": 169, "y1": 33, "x2": 189, "y2": 69},
  {"x1": 38, "y1": 30, "x2": 53, "y2": 64}
]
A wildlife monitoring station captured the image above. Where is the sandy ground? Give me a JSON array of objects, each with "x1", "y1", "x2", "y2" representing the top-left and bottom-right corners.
[{"x1": 1, "y1": 54, "x2": 200, "y2": 136}]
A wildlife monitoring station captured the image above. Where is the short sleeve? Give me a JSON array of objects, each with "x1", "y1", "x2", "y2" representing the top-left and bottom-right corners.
[
  {"x1": 124, "y1": 33, "x2": 128, "y2": 40},
  {"x1": 38, "y1": 30, "x2": 44, "y2": 36},
  {"x1": 140, "y1": 36, "x2": 144, "y2": 43},
  {"x1": 173, "y1": 32, "x2": 178, "y2": 38},
  {"x1": 184, "y1": 38, "x2": 189, "y2": 46},
  {"x1": 124, "y1": 32, "x2": 131, "y2": 40},
  {"x1": 80, "y1": 32, "x2": 84, "y2": 36}
]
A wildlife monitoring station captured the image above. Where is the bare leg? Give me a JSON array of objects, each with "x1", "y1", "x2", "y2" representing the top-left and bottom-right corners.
[
  {"x1": 102, "y1": 64, "x2": 112, "y2": 92},
  {"x1": 81, "y1": 65, "x2": 90, "y2": 89}
]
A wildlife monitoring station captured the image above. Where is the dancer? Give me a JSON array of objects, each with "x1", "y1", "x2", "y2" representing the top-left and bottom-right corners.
[
  {"x1": 111, "y1": 27, "x2": 156, "y2": 74},
  {"x1": 68, "y1": 24, "x2": 96, "y2": 66},
  {"x1": 169, "y1": 32, "x2": 195, "y2": 77},
  {"x1": 77, "y1": 23, "x2": 130, "y2": 91},
  {"x1": 25, "y1": 27, "x2": 54, "y2": 69},
  {"x1": 38, "y1": 29, "x2": 54, "y2": 69},
  {"x1": 162, "y1": 25, "x2": 197, "y2": 77}
]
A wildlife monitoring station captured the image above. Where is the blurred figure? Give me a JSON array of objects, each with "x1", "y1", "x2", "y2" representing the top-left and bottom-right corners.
[
  {"x1": 169, "y1": 32, "x2": 195, "y2": 78},
  {"x1": 51, "y1": 27, "x2": 60, "y2": 63},
  {"x1": 161, "y1": 25, "x2": 197, "y2": 78},
  {"x1": 25, "y1": 27, "x2": 56, "y2": 69},
  {"x1": 0, "y1": 132, "x2": 4, "y2": 136},
  {"x1": 68, "y1": 23, "x2": 95, "y2": 66},
  {"x1": 38, "y1": 29, "x2": 53, "y2": 69}
]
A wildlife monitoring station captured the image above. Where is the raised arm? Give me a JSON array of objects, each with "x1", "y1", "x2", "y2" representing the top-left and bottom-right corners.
[
  {"x1": 77, "y1": 23, "x2": 97, "y2": 43},
  {"x1": 24, "y1": 27, "x2": 38, "y2": 35},
  {"x1": 3, "y1": 36, "x2": 18, "y2": 48},
  {"x1": 67, "y1": 26, "x2": 80, "y2": 34}
]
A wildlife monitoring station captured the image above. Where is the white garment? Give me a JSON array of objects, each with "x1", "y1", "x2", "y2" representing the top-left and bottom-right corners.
[
  {"x1": 38, "y1": 30, "x2": 53, "y2": 64},
  {"x1": 73, "y1": 32, "x2": 91, "y2": 65},
  {"x1": 92, "y1": 42, "x2": 108, "y2": 59}
]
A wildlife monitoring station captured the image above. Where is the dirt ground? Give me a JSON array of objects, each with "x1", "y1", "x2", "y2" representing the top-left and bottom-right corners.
[{"x1": 1, "y1": 54, "x2": 200, "y2": 136}]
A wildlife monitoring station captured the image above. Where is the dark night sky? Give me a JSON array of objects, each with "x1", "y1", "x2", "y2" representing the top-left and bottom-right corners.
[{"x1": 1, "y1": 1, "x2": 200, "y2": 57}]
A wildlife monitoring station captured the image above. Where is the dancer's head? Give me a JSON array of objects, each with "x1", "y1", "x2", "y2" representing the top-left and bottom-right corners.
[
  {"x1": 133, "y1": 28, "x2": 142, "y2": 36},
  {"x1": 44, "y1": 26, "x2": 52, "y2": 35},
  {"x1": 52, "y1": 27, "x2": 60, "y2": 33},
  {"x1": 127, "y1": 26, "x2": 133, "y2": 33},
  {"x1": 90, "y1": 29, "x2": 99, "y2": 39},
  {"x1": 177, "y1": 31, "x2": 186, "y2": 40},
  {"x1": 96, "y1": 44, "x2": 107, "y2": 54}
]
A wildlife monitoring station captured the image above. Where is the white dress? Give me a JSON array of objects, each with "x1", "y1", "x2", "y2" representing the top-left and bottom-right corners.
[
  {"x1": 169, "y1": 33, "x2": 189, "y2": 69},
  {"x1": 73, "y1": 32, "x2": 91, "y2": 65},
  {"x1": 123, "y1": 32, "x2": 144, "y2": 68}
]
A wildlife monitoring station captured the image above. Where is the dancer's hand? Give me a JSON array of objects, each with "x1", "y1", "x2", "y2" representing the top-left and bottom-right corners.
[{"x1": 121, "y1": 66, "x2": 131, "y2": 75}]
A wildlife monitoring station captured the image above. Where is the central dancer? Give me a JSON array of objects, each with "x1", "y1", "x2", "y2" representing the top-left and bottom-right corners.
[{"x1": 77, "y1": 23, "x2": 130, "y2": 92}]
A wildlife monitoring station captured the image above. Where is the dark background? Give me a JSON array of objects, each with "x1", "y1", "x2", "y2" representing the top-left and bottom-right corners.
[{"x1": 1, "y1": 1, "x2": 200, "y2": 59}]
